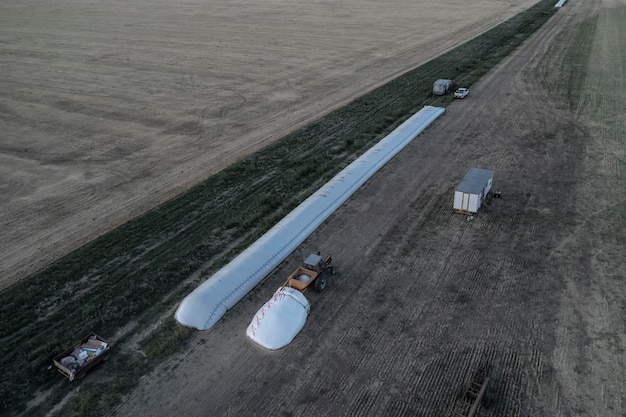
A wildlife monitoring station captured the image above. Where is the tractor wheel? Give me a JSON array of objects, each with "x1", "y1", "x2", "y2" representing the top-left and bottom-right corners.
[
  {"x1": 314, "y1": 274, "x2": 327, "y2": 293},
  {"x1": 330, "y1": 266, "x2": 337, "y2": 275}
]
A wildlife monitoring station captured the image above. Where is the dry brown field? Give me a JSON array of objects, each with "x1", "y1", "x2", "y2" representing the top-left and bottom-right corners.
[
  {"x1": 103, "y1": 0, "x2": 624, "y2": 415},
  {"x1": 0, "y1": 0, "x2": 539, "y2": 288}
]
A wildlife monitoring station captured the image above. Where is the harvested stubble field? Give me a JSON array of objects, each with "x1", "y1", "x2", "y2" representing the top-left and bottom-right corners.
[
  {"x1": 1, "y1": 0, "x2": 625, "y2": 416},
  {"x1": 0, "y1": 0, "x2": 538, "y2": 288}
]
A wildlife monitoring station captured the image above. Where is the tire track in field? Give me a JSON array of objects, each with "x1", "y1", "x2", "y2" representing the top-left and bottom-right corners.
[{"x1": 546, "y1": 2, "x2": 626, "y2": 415}]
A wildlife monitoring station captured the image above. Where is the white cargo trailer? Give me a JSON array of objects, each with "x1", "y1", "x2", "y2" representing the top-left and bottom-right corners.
[
  {"x1": 453, "y1": 168, "x2": 494, "y2": 214},
  {"x1": 433, "y1": 79, "x2": 453, "y2": 95}
]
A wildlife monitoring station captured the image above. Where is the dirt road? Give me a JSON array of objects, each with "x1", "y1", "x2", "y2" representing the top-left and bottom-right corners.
[
  {"x1": 0, "y1": 0, "x2": 539, "y2": 288},
  {"x1": 105, "y1": 0, "x2": 625, "y2": 415}
]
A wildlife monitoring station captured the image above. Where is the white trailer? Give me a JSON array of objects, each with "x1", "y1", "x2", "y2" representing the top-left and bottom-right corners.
[
  {"x1": 453, "y1": 168, "x2": 494, "y2": 214},
  {"x1": 433, "y1": 79, "x2": 453, "y2": 95}
]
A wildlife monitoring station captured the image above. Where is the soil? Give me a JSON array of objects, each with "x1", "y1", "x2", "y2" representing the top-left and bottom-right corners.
[
  {"x1": 0, "y1": 0, "x2": 539, "y2": 289},
  {"x1": 102, "y1": 0, "x2": 625, "y2": 415}
]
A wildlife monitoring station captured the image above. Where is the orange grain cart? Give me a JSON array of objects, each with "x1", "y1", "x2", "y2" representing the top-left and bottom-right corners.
[{"x1": 285, "y1": 253, "x2": 335, "y2": 293}]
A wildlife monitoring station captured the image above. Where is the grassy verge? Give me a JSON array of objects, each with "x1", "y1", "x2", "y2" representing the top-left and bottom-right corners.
[{"x1": 0, "y1": 1, "x2": 557, "y2": 415}]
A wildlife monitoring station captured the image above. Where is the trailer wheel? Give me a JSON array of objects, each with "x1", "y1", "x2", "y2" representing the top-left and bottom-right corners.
[{"x1": 314, "y1": 274, "x2": 327, "y2": 292}]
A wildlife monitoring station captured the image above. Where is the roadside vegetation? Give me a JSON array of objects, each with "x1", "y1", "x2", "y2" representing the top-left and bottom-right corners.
[{"x1": 0, "y1": 1, "x2": 557, "y2": 415}]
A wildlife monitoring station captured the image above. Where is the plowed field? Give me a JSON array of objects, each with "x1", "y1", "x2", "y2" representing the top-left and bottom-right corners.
[{"x1": 107, "y1": 0, "x2": 626, "y2": 415}]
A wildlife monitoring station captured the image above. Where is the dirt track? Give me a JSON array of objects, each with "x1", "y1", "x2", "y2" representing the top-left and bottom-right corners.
[
  {"x1": 105, "y1": 0, "x2": 626, "y2": 415},
  {"x1": 0, "y1": 0, "x2": 540, "y2": 288}
]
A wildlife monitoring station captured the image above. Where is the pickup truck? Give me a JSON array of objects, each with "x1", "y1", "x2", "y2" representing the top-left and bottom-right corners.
[
  {"x1": 53, "y1": 333, "x2": 111, "y2": 381},
  {"x1": 454, "y1": 88, "x2": 470, "y2": 99}
]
